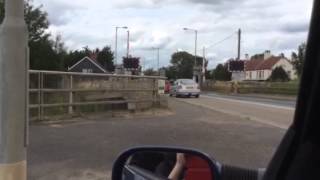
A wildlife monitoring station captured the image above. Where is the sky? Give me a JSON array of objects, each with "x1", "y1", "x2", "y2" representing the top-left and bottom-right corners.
[{"x1": 33, "y1": 0, "x2": 313, "y2": 69}]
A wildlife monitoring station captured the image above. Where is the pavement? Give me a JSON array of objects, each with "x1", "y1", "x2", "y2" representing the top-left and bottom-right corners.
[{"x1": 28, "y1": 97, "x2": 289, "y2": 180}]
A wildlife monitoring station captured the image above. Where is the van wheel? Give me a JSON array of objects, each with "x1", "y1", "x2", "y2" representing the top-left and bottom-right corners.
[{"x1": 195, "y1": 95, "x2": 200, "y2": 98}]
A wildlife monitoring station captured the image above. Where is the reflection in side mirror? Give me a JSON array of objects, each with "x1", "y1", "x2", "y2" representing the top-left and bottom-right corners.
[{"x1": 112, "y1": 147, "x2": 220, "y2": 180}]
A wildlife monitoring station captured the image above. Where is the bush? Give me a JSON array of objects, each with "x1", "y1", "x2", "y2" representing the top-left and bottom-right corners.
[{"x1": 269, "y1": 67, "x2": 290, "y2": 82}]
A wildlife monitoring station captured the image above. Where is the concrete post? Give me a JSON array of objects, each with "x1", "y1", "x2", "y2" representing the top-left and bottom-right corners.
[
  {"x1": 68, "y1": 75, "x2": 74, "y2": 114},
  {"x1": 0, "y1": 0, "x2": 28, "y2": 179}
]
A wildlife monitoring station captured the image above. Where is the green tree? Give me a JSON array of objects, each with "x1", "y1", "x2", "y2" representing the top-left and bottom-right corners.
[
  {"x1": 291, "y1": 42, "x2": 306, "y2": 77},
  {"x1": 0, "y1": 1, "x2": 4, "y2": 23},
  {"x1": 212, "y1": 64, "x2": 231, "y2": 81},
  {"x1": 144, "y1": 68, "x2": 158, "y2": 76},
  {"x1": 1, "y1": 0, "x2": 64, "y2": 70},
  {"x1": 165, "y1": 66, "x2": 178, "y2": 80},
  {"x1": 269, "y1": 66, "x2": 290, "y2": 82},
  {"x1": 97, "y1": 46, "x2": 115, "y2": 72},
  {"x1": 170, "y1": 51, "x2": 194, "y2": 78}
]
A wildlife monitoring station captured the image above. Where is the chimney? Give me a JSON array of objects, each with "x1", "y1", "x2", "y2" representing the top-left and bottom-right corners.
[
  {"x1": 264, "y1": 50, "x2": 271, "y2": 60},
  {"x1": 245, "y1": 54, "x2": 249, "y2": 60}
]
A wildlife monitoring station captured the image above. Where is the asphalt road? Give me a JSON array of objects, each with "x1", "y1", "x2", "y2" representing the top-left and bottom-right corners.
[
  {"x1": 28, "y1": 98, "x2": 287, "y2": 180},
  {"x1": 176, "y1": 93, "x2": 296, "y2": 129},
  {"x1": 204, "y1": 92, "x2": 296, "y2": 108}
]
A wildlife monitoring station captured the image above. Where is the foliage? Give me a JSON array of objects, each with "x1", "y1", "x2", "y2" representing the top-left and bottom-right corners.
[
  {"x1": 291, "y1": 42, "x2": 306, "y2": 77},
  {"x1": 212, "y1": 64, "x2": 231, "y2": 81},
  {"x1": 170, "y1": 51, "x2": 194, "y2": 79},
  {"x1": 123, "y1": 57, "x2": 140, "y2": 69},
  {"x1": 1, "y1": 0, "x2": 63, "y2": 70},
  {"x1": 205, "y1": 69, "x2": 213, "y2": 80},
  {"x1": 63, "y1": 48, "x2": 91, "y2": 70},
  {"x1": 96, "y1": 46, "x2": 115, "y2": 72},
  {"x1": 143, "y1": 68, "x2": 158, "y2": 76},
  {"x1": 165, "y1": 66, "x2": 178, "y2": 80},
  {"x1": 24, "y1": 0, "x2": 50, "y2": 42},
  {"x1": 0, "y1": 1, "x2": 4, "y2": 23},
  {"x1": 269, "y1": 66, "x2": 290, "y2": 82}
]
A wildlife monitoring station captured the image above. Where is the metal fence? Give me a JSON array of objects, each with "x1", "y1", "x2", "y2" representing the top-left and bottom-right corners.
[{"x1": 29, "y1": 70, "x2": 166, "y2": 121}]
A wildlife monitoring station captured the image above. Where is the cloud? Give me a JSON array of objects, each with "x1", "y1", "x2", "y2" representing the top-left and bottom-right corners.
[
  {"x1": 280, "y1": 21, "x2": 309, "y2": 33},
  {"x1": 34, "y1": 0, "x2": 85, "y2": 26},
  {"x1": 35, "y1": 0, "x2": 313, "y2": 69}
]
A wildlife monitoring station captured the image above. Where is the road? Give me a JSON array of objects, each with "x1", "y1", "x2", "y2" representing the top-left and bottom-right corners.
[
  {"x1": 28, "y1": 97, "x2": 289, "y2": 180},
  {"x1": 176, "y1": 93, "x2": 296, "y2": 129},
  {"x1": 204, "y1": 92, "x2": 296, "y2": 108}
]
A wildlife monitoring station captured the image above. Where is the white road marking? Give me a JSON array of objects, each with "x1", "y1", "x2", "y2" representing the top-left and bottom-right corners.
[{"x1": 201, "y1": 95, "x2": 295, "y2": 111}]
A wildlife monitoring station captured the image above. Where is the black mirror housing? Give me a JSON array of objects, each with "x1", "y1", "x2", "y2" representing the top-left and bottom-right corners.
[{"x1": 111, "y1": 146, "x2": 222, "y2": 180}]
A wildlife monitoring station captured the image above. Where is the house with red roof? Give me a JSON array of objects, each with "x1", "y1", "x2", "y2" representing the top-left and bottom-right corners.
[{"x1": 244, "y1": 50, "x2": 296, "y2": 81}]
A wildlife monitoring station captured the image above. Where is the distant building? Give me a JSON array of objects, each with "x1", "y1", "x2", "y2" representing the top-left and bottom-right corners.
[
  {"x1": 245, "y1": 50, "x2": 296, "y2": 81},
  {"x1": 68, "y1": 56, "x2": 107, "y2": 73}
]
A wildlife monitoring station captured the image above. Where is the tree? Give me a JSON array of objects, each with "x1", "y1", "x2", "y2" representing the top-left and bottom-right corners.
[
  {"x1": 63, "y1": 48, "x2": 92, "y2": 70},
  {"x1": 269, "y1": 67, "x2": 290, "y2": 82},
  {"x1": 0, "y1": 1, "x2": 4, "y2": 23},
  {"x1": 170, "y1": 51, "x2": 194, "y2": 78},
  {"x1": 97, "y1": 46, "x2": 115, "y2": 72},
  {"x1": 144, "y1": 68, "x2": 158, "y2": 76},
  {"x1": 205, "y1": 69, "x2": 213, "y2": 80},
  {"x1": 165, "y1": 66, "x2": 178, "y2": 80},
  {"x1": 291, "y1": 42, "x2": 306, "y2": 77},
  {"x1": 212, "y1": 64, "x2": 231, "y2": 81},
  {"x1": 1, "y1": 0, "x2": 64, "y2": 70}
]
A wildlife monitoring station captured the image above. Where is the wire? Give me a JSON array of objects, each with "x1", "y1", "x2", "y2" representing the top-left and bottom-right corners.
[{"x1": 206, "y1": 31, "x2": 237, "y2": 49}]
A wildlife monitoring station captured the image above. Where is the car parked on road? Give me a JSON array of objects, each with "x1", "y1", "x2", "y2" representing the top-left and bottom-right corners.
[{"x1": 170, "y1": 79, "x2": 200, "y2": 98}]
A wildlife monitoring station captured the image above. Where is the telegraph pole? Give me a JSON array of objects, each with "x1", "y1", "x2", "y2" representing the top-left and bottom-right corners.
[
  {"x1": 237, "y1": 28, "x2": 241, "y2": 60},
  {"x1": 0, "y1": 0, "x2": 28, "y2": 179},
  {"x1": 202, "y1": 47, "x2": 206, "y2": 83}
]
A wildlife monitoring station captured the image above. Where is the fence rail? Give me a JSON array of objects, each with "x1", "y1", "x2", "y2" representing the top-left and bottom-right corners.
[{"x1": 29, "y1": 70, "x2": 166, "y2": 121}]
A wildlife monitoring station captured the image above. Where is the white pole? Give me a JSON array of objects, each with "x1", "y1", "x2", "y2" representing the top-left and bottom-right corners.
[
  {"x1": 115, "y1": 27, "x2": 118, "y2": 65},
  {"x1": 0, "y1": 0, "x2": 28, "y2": 179}
]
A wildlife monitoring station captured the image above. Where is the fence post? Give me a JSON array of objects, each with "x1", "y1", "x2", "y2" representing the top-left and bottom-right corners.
[
  {"x1": 37, "y1": 72, "x2": 41, "y2": 121},
  {"x1": 153, "y1": 78, "x2": 158, "y2": 107},
  {"x1": 68, "y1": 74, "x2": 74, "y2": 114},
  {"x1": 40, "y1": 72, "x2": 44, "y2": 121}
]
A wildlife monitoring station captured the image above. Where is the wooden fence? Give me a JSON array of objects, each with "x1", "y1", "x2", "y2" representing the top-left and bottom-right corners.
[{"x1": 28, "y1": 70, "x2": 166, "y2": 121}]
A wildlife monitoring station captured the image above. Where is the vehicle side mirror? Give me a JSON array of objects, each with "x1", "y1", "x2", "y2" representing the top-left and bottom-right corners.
[
  {"x1": 111, "y1": 146, "x2": 221, "y2": 180},
  {"x1": 112, "y1": 146, "x2": 264, "y2": 180}
]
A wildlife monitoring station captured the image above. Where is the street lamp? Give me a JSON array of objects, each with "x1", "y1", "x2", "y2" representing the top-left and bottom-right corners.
[
  {"x1": 183, "y1": 27, "x2": 198, "y2": 80},
  {"x1": 152, "y1": 47, "x2": 160, "y2": 76},
  {"x1": 115, "y1": 26, "x2": 128, "y2": 64}
]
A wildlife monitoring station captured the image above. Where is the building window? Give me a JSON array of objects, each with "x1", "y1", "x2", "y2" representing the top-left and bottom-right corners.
[{"x1": 82, "y1": 69, "x2": 93, "y2": 73}]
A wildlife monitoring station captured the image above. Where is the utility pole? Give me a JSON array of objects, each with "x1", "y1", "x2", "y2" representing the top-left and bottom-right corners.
[
  {"x1": 0, "y1": 0, "x2": 28, "y2": 179},
  {"x1": 237, "y1": 28, "x2": 241, "y2": 60},
  {"x1": 183, "y1": 28, "x2": 198, "y2": 81},
  {"x1": 127, "y1": 30, "x2": 130, "y2": 58},
  {"x1": 202, "y1": 47, "x2": 206, "y2": 83}
]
